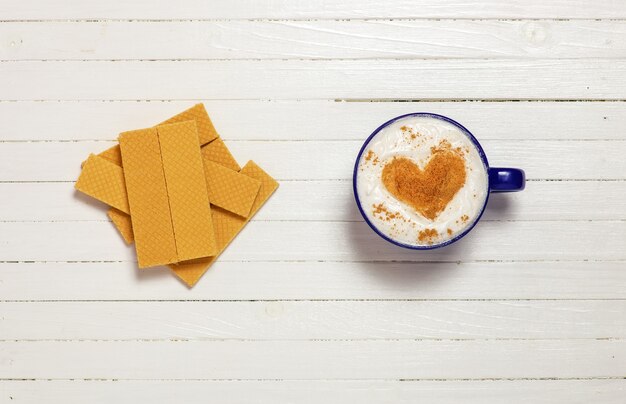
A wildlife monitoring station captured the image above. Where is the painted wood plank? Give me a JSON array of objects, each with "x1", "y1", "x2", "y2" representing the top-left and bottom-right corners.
[
  {"x1": 1, "y1": 1, "x2": 624, "y2": 392},
  {"x1": 1, "y1": 340, "x2": 624, "y2": 379},
  {"x1": 3, "y1": 20, "x2": 626, "y2": 60},
  {"x1": 2, "y1": 300, "x2": 625, "y2": 340},
  {"x1": 3, "y1": 0, "x2": 625, "y2": 19},
  {"x1": 0, "y1": 220, "x2": 624, "y2": 262},
  {"x1": 2, "y1": 180, "x2": 624, "y2": 222},
  {"x1": 2, "y1": 100, "x2": 624, "y2": 141},
  {"x1": 1, "y1": 261, "x2": 625, "y2": 301},
  {"x1": 2, "y1": 379, "x2": 626, "y2": 404},
  {"x1": 1, "y1": 140, "x2": 624, "y2": 181},
  {"x1": 2, "y1": 60, "x2": 625, "y2": 100}
]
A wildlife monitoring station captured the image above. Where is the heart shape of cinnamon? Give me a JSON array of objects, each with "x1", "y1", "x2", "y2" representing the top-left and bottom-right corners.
[{"x1": 381, "y1": 150, "x2": 466, "y2": 220}]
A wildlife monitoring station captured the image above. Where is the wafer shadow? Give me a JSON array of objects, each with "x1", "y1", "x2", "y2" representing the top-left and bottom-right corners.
[
  {"x1": 116, "y1": 231, "x2": 173, "y2": 283},
  {"x1": 134, "y1": 265, "x2": 172, "y2": 282},
  {"x1": 73, "y1": 188, "x2": 109, "y2": 213},
  {"x1": 125, "y1": 242, "x2": 173, "y2": 283},
  {"x1": 73, "y1": 189, "x2": 185, "y2": 285}
]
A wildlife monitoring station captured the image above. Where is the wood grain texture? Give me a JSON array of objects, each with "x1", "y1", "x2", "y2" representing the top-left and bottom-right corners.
[
  {"x1": 3, "y1": 20, "x2": 626, "y2": 60},
  {"x1": 2, "y1": 60, "x2": 625, "y2": 100},
  {"x1": 2, "y1": 300, "x2": 625, "y2": 340},
  {"x1": 2, "y1": 261, "x2": 625, "y2": 301},
  {"x1": 3, "y1": 0, "x2": 625, "y2": 19},
  {"x1": 2, "y1": 100, "x2": 625, "y2": 141},
  {"x1": 3, "y1": 380, "x2": 626, "y2": 404},
  {"x1": 1, "y1": 140, "x2": 624, "y2": 181},
  {"x1": 2, "y1": 0, "x2": 626, "y2": 397},
  {"x1": 0, "y1": 220, "x2": 624, "y2": 262},
  {"x1": 3, "y1": 180, "x2": 625, "y2": 222},
  {"x1": 1, "y1": 340, "x2": 624, "y2": 379}
]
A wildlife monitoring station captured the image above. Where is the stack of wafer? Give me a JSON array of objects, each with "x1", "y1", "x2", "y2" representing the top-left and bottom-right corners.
[{"x1": 75, "y1": 104, "x2": 278, "y2": 287}]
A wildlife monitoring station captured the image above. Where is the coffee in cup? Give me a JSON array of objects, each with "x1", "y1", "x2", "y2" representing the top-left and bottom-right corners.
[{"x1": 355, "y1": 114, "x2": 490, "y2": 247}]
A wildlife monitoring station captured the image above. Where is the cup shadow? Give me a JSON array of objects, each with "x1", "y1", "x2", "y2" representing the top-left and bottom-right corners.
[
  {"x1": 345, "y1": 190, "x2": 515, "y2": 288},
  {"x1": 483, "y1": 192, "x2": 512, "y2": 217}
]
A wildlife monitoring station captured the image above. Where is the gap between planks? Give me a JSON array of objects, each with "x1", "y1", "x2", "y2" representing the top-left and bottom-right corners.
[
  {"x1": 1, "y1": 99, "x2": 626, "y2": 102},
  {"x1": 1, "y1": 339, "x2": 623, "y2": 379},
  {"x1": 2, "y1": 0, "x2": 626, "y2": 20},
  {"x1": 3, "y1": 298, "x2": 626, "y2": 302},
  {"x1": 2, "y1": 179, "x2": 625, "y2": 183},
  {"x1": 4, "y1": 18, "x2": 626, "y2": 22},
  {"x1": 3, "y1": 59, "x2": 626, "y2": 100},
  {"x1": 1, "y1": 139, "x2": 624, "y2": 143},
  {"x1": 1, "y1": 377, "x2": 624, "y2": 381},
  {"x1": 0, "y1": 338, "x2": 625, "y2": 342},
  {"x1": 0, "y1": 219, "x2": 624, "y2": 223},
  {"x1": 2, "y1": 258, "x2": 625, "y2": 263}
]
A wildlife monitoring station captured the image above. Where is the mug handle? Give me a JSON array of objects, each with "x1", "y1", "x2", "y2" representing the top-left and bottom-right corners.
[{"x1": 489, "y1": 168, "x2": 525, "y2": 192}]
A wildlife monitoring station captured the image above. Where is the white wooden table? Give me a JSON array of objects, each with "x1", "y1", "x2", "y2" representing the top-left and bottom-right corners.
[{"x1": 1, "y1": 1, "x2": 625, "y2": 402}]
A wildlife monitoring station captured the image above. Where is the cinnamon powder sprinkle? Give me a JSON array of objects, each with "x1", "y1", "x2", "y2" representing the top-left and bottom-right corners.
[
  {"x1": 447, "y1": 228, "x2": 453, "y2": 236},
  {"x1": 364, "y1": 150, "x2": 380, "y2": 165},
  {"x1": 418, "y1": 228, "x2": 438, "y2": 244},
  {"x1": 382, "y1": 140, "x2": 467, "y2": 220},
  {"x1": 401, "y1": 125, "x2": 421, "y2": 141},
  {"x1": 372, "y1": 203, "x2": 405, "y2": 222},
  {"x1": 460, "y1": 214, "x2": 469, "y2": 223}
]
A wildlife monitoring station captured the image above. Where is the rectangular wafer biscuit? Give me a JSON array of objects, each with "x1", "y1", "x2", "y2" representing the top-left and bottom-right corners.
[
  {"x1": 204, "y1": 160, "x2": 261, "y2": 218},
  {"x1": 118, "y1": 122, "x2": 218, "y2": 268},
  {"x1": 201, "y1": 138, "x2": 240, "y2": 171},
  {"x1": 95, "y1": 103, "x2": 219, "y2": 168},
  {"x1": 107, "y1": 208, "x2": 134, "y2": 244},
  {"x1": 161, "y1": 103, "x2": 218, "y2": 145},
  {"x1": 98, "y1": 146, "x2": 123, "y2": 167},
  {"x1": 80, "y1": 104, "x2": 223, "y2": 242},
  {"x1": 119, "y1": 127, "x2": 179, "y2": 268},
  {"x1": 158, "y1": 121, "x2": 218, "y2": 260},
  {"x1": 103, "y1": 136, "x2": 248, "y2": 242},
  {"x1": 75, "y1": 154, "x2": 129, "y2": 213},
  {"x1": 169, "y1": 161, "x2": 279, "y2": 287},
  {"x1": 79, "y1": 136, "x2": 258, "y2": 239}
]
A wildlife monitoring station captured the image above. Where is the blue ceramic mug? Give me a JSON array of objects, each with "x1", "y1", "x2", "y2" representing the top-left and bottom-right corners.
[{"x1": 353, "y1": 112, "x2": 525, "y2": 250}]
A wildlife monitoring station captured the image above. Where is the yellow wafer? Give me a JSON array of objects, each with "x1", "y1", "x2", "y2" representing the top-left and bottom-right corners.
[
  {"x1": 75, "y1": 154, "x2": 129, "y2": 213},
  {"x1": 161, "y1": 103, "x2": 218, "y2": 145},
  {"x1": 74, "y1": 104, "x2": 279, "y2": 287},
  {"x1": 204, "y1": 160, "x2": 261, "y2": 218},
  {"x1": 107, "y1": 208, "x2": 134, "y2": 244},
  {"x1": 98, "y1": 146, "x2": 123, "y2": 167},
  {"x1": 201, "y1": 138, "x2": 241, "y2": 171},
  {"x1": 119, "y1": 122, "x2": 218, "y2": 268},
  {"x1": 78, "y1": 103, "x2": 225, "y2": 244},
  {"x1": 102, "y1": 137, "x2": 251, "y2": 241},
  {"x1": 158, "y1": 121, "x2": 218, "y2": 260},
  {"x1": 94, "y1": 103, "x2": 219, "y2": 168},
  {"x1": 169, "y1": 161, "x2": 278, "y2": 287},
  {"x1": 78, "y1": 136, "x2": 261, "y2": 240},
  {"x1": 119, "y1": 127, "x2": 179, "y2": 268}
]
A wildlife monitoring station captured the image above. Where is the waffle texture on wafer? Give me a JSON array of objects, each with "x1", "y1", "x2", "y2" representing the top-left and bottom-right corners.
[{"x1": 74, "y1": 104, "x2": 278, "y2": 287}]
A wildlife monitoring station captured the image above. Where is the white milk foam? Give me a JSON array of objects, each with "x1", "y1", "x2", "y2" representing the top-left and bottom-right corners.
[{"x1": 356, "y1": 115, "x2": 489, "y2": 247}]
